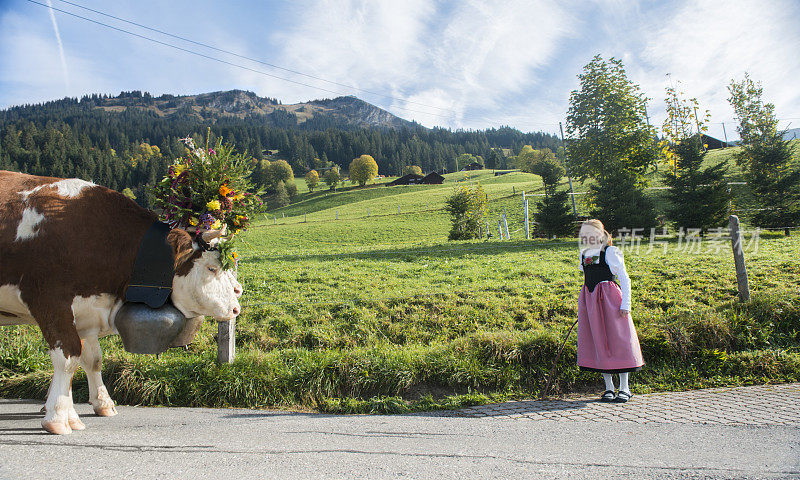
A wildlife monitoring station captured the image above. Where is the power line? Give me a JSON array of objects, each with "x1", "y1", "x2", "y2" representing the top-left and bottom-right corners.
[
  {"x1": 52, "y1": 0, "x2": 461, "y2": 116},
  {"x1": 27, "y1": 0, "x2": 567, "y2": 131},
  {"x1": 25, "y1": 0, "x2": 457, "y2": 122}
]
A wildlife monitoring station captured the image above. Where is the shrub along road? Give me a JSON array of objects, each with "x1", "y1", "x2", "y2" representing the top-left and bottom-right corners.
[{"x1": 1, "y1": 384, "x2": 798, "y2": 479}]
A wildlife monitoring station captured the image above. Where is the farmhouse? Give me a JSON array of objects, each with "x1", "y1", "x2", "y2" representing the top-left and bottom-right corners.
[
  {"x1": 462, "y1": 162, "x2": 484, "y2": 171},
  {"x1": 421, "y1": 172, "x2": 445, "y2": 184},
  {"x1": 387, "y1": 172, "x2": 445, "y2": 186},
  {"x1": 387, "y1": 173, "x2": 424, "y2": 186}
]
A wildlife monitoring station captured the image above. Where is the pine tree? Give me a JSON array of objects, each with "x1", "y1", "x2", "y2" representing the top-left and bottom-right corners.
[
  {"x1": 728, "y1": 74, "x2": 800, "y2": 234},
  {"x1": 663, "y1": 135, "x2": 730, "y2": 233},
  {"x1": 536, "y1": 190, "x2": 574, "y2": 237}
]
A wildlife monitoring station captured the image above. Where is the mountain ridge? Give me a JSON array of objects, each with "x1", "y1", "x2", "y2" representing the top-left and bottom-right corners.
[{"x1": 5, "y1": 89, "x2": 420, "y2": 130}]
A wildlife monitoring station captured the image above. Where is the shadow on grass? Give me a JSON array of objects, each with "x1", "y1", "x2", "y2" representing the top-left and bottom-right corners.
[{"x1": 245, "y1": 239, "x2": 577, "y2": 263}]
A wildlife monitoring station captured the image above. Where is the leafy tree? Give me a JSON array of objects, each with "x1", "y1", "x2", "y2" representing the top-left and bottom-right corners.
[
  {"x1": 349, "y1": 154, "x2": 378, "y2": 186},
  {"x1": 274, "y1": 180, "x2": 289, "y2": 207},
  {"x1": 566, "y1": 55, "x2": 658, "y2": 232},
  {"x1": 728, "y1": 74, "x2": 800, "y2": 233},
  {"x1": 660, "y1": 87, "x2": 729, "y2": 232},
  {"x1": 516, "y1": 147, "x2": 565, "y2": 194},
  {"x1": 305, "y1": 169, "x2": 319, "y2": 191},
  {"x1": 323, "y1": 166, "x2": 340, "y2": 190},
  {"x1": 403, "y1": 165, "x2": 422, "y2": 176},
  {"x1": 265, "y1": 159, "x2": 294, "y2": 192},
  {"x1": 445, "y1": 184, "x2": 487, "y2": 240}
]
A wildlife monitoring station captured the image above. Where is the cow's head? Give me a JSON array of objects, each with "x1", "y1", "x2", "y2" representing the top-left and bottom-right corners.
[{"x1": 167, "y1": 229, "x2": 242, "y2": 321}]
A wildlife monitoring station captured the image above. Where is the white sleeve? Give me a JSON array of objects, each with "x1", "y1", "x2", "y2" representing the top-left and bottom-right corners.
[
  {"x1": 605, "y1": 246, "x2": 631, "y2": 311},
  {"x1": 578, "y1": 251, "x2": 584, "y2": 271}
]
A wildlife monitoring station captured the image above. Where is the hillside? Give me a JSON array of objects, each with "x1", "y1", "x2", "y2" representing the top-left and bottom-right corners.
[{"x1": 4, "y1": 150, "x2": 799, "y2": 413}]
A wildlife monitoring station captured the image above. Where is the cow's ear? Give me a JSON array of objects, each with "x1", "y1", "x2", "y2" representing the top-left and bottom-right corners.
[{"x1": 166, "y1": 229, "x2": 196, "y2": 270}]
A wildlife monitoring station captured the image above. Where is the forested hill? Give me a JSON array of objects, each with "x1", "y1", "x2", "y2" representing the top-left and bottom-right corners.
[{"x1": 0, "y1": 90, "x2": 560, "y2": 204}]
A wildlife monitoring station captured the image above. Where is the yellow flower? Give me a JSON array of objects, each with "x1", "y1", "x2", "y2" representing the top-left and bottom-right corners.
[
  {"x1": 206, "y1": 199, "x2": 221, "y2": 211},
  {"x1": 211, "y1": 219, "x2": 222, "y2": 229},
  {"x1": 173, "y1": 163, "x2": 187, "y2": 176},
  {"x1": 232, "y1": 192, "x2": 245, "y2": 201},
  {"x1": 189, "y1": 217, "x2": 199, "y2": 226}
]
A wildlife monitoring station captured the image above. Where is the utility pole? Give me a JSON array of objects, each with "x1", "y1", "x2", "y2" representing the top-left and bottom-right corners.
[
  {"x1": 722, "y1": 122, "x2": 729, "y2": 148},
  {"x1": 559, "y1": 122, "x2": 578, "y2": 218}
]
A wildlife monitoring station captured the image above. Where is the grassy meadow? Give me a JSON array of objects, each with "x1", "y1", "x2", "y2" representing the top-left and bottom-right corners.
[{"x1": 1, "y1": 146, "x2": 799, "y2": 413}]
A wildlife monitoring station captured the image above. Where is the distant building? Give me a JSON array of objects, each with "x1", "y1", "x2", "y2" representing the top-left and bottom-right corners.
[
  {"x1": 387, "y1": 173, "x2": 425, "y2": 186},
  {"x1": 386, "y1": 172, "x2": 445, "y2": 186},
  {"x1": 462, "y1": 162, "x2": 484, "y2": 171},
  {"x1": 421, "y1": 172, "x2": 444, "y2": 184},
  {"x1": 701, "y1": 134, "x2": 727, "y2": 150}
]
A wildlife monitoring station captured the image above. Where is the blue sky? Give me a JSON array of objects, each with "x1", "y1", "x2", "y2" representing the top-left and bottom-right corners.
[{"x1": 1, "y1": 0, "x2": 799, "y2": 140}]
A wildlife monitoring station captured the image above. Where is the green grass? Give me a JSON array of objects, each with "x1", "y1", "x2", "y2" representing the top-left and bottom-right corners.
[{"x1": 2, "y1": 146, "x2": 799, "y2": 413}]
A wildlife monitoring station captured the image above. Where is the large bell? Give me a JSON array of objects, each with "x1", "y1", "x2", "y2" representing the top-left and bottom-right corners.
[{"x1": 114, "y1": 302, "x2": 187, "y2": 354}]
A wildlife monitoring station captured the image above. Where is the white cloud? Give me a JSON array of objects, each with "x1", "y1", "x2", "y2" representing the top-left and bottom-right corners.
[
  {"x1": 275, "y1": 0, "x2": 576, "y2": 128},
  {"x1": 638, "y1": 0, "x2": 800, "y2": 139}
]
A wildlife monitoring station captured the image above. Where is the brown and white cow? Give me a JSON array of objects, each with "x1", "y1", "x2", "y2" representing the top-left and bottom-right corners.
[{"x1": 0, "y1": 170, "x2": 242, "y2": 434}]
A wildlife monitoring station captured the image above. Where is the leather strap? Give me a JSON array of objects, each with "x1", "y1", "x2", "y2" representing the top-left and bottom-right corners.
[{"x1": 125, "y1": 221, "x2": 174, "y2": 308}]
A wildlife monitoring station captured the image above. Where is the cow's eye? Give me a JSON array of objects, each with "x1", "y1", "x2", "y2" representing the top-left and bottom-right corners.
[{"x1": 207, "y1": 267, "x2": 218, "y2": 274}]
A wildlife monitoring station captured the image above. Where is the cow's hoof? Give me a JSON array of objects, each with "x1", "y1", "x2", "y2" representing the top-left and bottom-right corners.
[
  {"x1": 68, "y1": 416, "x2": 86, "y2": 430},
  {"x1": 94, "y1": 404, "x2": 117, "y2": 417},
  {"x1": 42, "y1": 419, "x2": 72, "y2": 435}
]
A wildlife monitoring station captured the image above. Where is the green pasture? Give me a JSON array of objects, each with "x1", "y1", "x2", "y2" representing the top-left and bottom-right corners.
[{"x1": 2, "y1": 146, "x2": 799, "y2": 413}]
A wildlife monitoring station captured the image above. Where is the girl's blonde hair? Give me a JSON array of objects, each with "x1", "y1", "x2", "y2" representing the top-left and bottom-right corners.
[{"x1": 581, "y1": 219, "x2": 613, "y2": 246}]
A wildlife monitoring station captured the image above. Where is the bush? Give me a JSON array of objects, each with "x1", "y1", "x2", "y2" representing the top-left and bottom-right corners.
[
  {"x1": 286, "y1": 182, "x2": 298, "y2": 199},
  {"x1": 274, "y1": 181, "x2": 289, "y2": 207},
  {"x1": 445, "y1": 184, "x2": 487, "y2": 240}
]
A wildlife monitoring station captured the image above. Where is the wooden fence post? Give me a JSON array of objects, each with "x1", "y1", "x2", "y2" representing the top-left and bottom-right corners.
[
  {"x1": 218, "y1": 319, "x2": 235, "y2": 364},
  {"x1": 728, "y1": 215, "x2": 750, "y2": 302}
]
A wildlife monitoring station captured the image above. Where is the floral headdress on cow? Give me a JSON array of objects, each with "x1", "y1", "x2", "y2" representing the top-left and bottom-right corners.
[{"x1": 151, "y1": 131, "x2": 263, "y2": 270}]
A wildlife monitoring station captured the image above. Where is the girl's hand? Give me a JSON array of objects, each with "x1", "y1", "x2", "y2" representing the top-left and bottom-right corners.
[{"x1": 620, "y1": 309, "x2": 630, "y2": 316}]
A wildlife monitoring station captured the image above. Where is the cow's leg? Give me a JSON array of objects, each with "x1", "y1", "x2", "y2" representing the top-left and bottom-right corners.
[
  {"x1": 42, "y1": 348, "x2": 81, "y2": 435},
  {"x1": 79, "y1": 336, "x2": 117, "y2": 416},
  {"x1": 66, "y1": 385, "x2": 85, "y2": 430}
]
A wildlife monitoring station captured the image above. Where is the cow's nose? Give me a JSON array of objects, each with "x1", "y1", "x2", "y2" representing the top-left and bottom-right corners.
[
  {"x1": 234, "y1": 286, "x2": 242, "y2": 298},
  {"x1": 232, "y1": 306, "x2": 240, "y2": 316}
]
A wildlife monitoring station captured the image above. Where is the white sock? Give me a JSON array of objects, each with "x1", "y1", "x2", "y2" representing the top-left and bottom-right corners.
[
  {"x1": 619, "y1": 372, "x2": 630, "y2": 394},
  {"x1": 603, "y1": 373, "x2": 615, "y2": 391}
]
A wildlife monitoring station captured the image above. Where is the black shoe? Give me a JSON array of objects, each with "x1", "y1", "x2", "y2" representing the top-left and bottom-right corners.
[
  {"x1": 600, "y1": 390, "x2": 616, "y2": 402},
  {"x1": 614, "y1": 391, "x2": 632, "y2": 403}
]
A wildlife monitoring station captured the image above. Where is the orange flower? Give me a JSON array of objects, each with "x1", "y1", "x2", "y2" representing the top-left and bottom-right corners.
[{"x1": 219, "y1": 184, "x2": 233, "y2": 197}]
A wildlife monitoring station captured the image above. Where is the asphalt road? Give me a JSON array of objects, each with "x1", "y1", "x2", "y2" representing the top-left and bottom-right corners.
[{"x1": 1, "y1": 397, "x2": 798, "y2": 479}]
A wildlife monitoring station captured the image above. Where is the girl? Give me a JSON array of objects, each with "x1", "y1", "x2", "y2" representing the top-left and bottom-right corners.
[{"x1": 577, "y1": 219, "x2": 644, "y2": 403}]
